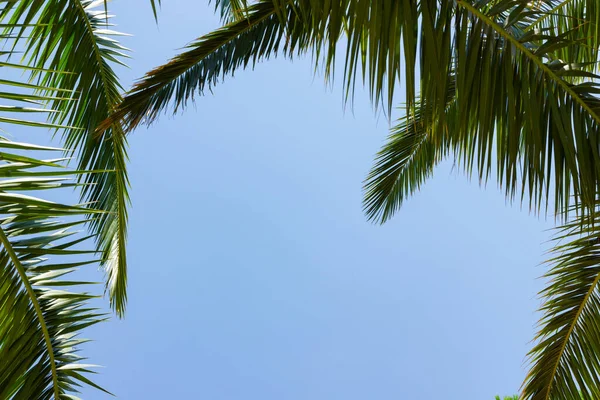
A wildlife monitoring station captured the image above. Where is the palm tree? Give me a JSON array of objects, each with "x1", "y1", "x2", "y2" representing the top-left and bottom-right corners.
[
  {"x1": 104, "y1": 1, "x2": 600, "y2": 399},
  {"x1": 0, "y1": 0, "x2": 130, "y2": 398}
]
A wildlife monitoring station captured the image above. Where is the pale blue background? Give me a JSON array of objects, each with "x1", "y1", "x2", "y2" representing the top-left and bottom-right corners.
[{"x1": 79, "y1": 2, "x2": 554, "y2": 398}]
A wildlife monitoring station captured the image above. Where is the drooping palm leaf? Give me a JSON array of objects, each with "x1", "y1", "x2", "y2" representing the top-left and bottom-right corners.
[
  {"x1": 0, "y1": 61, "x2": 109, "y2": 399},
  {"x1": 1, "y1": 0, "x2": 131, "y2": 316},
  {"x1": 363, "y1": 98, "x2": 453, "y2": 223},
  {"x1": 102, "y1": 0, "x2": 415, "y2": 130}
]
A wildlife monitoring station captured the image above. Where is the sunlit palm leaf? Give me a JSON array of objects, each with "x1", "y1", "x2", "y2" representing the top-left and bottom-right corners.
[
  {"x1": 1, "y1": 0, "x2": 131, "y2": 316},
  {"x1": 361, "y1": 2, "x2": 600, "y2": 223},
  {"x1": 0, "y1": 62, "x2": 109, "y2": 399}
]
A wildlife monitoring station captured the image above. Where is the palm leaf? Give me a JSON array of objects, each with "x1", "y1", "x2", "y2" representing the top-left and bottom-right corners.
[
  {"x1": 363, "y1": 98, "x2": 453, "y2": 223},
  {"x1": 365, "y1": 3, "x2": 600, "y2": 222},
  {"x1": 1, "y1": 0, "x2": 131, "y2": 316},
  {"x1": 0, "y1": 60, "x2": 110, "y2": 399},
  {"x1": 522, "y1": 213, "x2": 600, "y2": 399},
  {"x1": 100, "y1": 0, "x2": 293, "y2": 132}
]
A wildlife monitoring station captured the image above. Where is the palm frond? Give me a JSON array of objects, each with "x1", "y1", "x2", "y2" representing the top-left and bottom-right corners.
[
  {"x1": 100, "y1": 0, "x2": 294, "y2": 132},
  {"x1": 522, "y1": 211, "x2": 600, "y2": 399},
  {"x1": 1, "y1": 0, "x2": 131, "y2": 316},
  {"x1": 363, "y1": 1, "x2": 600, "y2": 223},
  {"x1": 0, "y1": 62, "x2": 109, "y2": 399},
  {"x1": 363, "y1": 98, "x2": 453, "y2": 223},
  {"x1": 103, "y1": 0, "x2": 414, "y2": 130},
  {"x1": 0, "y1": 190, "x2": 109, "y2": 399}
]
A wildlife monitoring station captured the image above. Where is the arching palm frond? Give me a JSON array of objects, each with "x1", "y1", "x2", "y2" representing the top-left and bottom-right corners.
[
  {"x1": 1, "y1": 0, "x2": 131, "y2": 316},
  {"x1": 100, "y1": 0, "x2": 315, "y2": 133},
  {"x1": 0, "y1": 60, "x2": 109, "y2": 399},
  {"x1": 363, "y1": 105, "x2": 445, "y2": 223},
  {"x1": 522, "y1": 212, "x2": 600, "y2": 400},
  {"x1": 102, "y1": 0, "x2": 417, "y2": 130}
]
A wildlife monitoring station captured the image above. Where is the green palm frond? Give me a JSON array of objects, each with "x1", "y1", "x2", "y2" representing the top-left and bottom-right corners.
[
  {"x1": 0, "y1": 170, "x2": 110, "y2": 399},
  {"x1": 362, "y1": 2, "x2": 600, "y2": 223},
  {"x1": 100, "y1": 0, "x2": 298, "y2": 132},
  {"x1": 363, "y1": 98, "x2": 453, "y2": 223},
  {"x1": 103, "y1": 0, "x2": 411, "y2": 130},
  {"x1": 522, "y1": 214, "x2": 600, "y2": 399},
  {"x1": 1, "y1": 0, "x2": 131, "y2": 316},
  {"x1": 0, "y1": 61, "x2": 109, "y2": 399}
]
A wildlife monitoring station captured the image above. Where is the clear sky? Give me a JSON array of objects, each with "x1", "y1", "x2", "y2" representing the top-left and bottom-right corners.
[{"x1": 76, "y1": 1, "x2": 555, "y2": 399}]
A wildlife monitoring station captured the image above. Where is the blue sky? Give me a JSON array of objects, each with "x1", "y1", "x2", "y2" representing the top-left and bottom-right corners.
[{"x1": 77, "y1": 1, "x2": 555, "y2": 398}]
